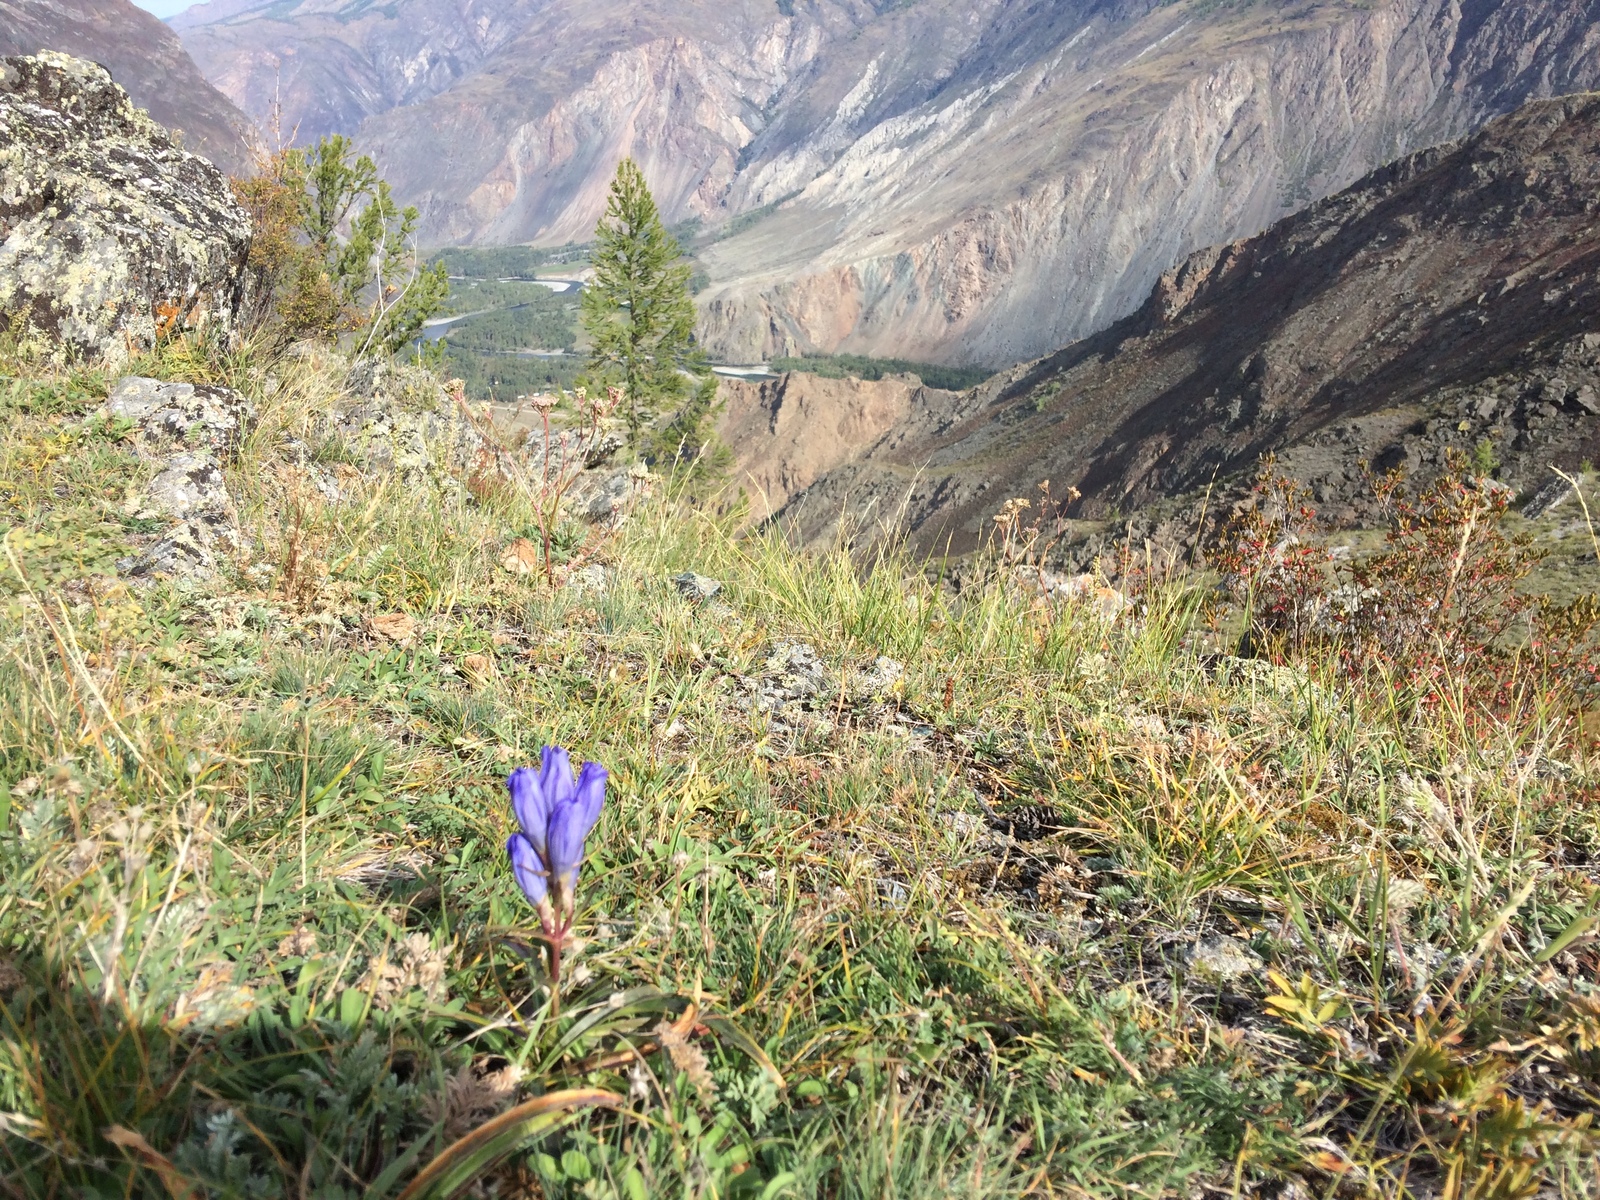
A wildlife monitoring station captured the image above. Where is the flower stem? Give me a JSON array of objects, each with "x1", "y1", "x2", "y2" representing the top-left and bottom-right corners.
[{"x1": 548, "y1": 929, "x2": 564, "y2": 1019}]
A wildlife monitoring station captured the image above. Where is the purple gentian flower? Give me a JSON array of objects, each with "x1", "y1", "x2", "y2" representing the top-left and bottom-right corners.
[{"x1": 505, "y1": 746, "x2": 607, "y2": 937}]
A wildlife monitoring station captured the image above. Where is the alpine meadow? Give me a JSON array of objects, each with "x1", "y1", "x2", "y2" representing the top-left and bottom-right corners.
[{"x1": 2, "y1": 3, "x2": 1600, "y2": 1199}]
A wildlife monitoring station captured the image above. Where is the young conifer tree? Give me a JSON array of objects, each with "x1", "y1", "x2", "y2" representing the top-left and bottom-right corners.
[{"x1": 581, "y1": 160, "x2": 705, "y2": 442}]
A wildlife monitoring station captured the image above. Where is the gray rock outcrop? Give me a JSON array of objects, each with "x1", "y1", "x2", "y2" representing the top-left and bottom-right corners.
[
  {"x1": 124, "y1": 452, "x2": 241, "y2": 581},
  {"x1": 0, "y1": 52, "x2": 251, "y2": 365},
  {"x1": 310, "y1": 359, "x2": 649, "y2": 526},
  {"x1": 108, "y1": 375, "x2": 255, "y2": 580},
  {"x1": 107, "y1": 376, "x2": 257, "y2": 459}
]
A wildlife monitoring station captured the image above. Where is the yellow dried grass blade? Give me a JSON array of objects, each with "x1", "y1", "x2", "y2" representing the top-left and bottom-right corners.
[{"x1": 103, "y1": 1126, "x2": 197, "y2": 1200}]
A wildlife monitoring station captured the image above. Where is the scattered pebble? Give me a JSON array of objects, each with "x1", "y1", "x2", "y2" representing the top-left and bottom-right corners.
[
  {"x1": 369, "y1": 613, "x2": 417, "y2": 644},
  {"x1": 567, "y1": 563, "x2": 607, "y2": 594},
  {"x1": 500, "y1": 538, "x2": 542, "y2": 576},
  {"x1": 1186, "y1": 935, "x2": 1262, "y2": 982},
  {"x1": 672, "y1": 572, "x2": 723, "y2": 602},
  {"x1": 853, "y1": 655, "x2": 904, "y2": 697}
]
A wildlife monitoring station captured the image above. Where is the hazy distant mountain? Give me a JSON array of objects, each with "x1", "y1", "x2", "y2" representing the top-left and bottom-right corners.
[
  {"x1": 0, "y1": 0, "x2": 254, "y2": 176},
  {"x1": 176, "y1": 0, "x2": 1600, "y2": 365}
]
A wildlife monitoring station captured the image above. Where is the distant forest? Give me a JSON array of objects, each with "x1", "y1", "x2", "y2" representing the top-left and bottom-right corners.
[
  {"x1": 431, "y1": 243, "x2": 588, "y2": 279},
  {"x1": 441, "y1": 347, "x2": 585, "y2": 399},
  {"x1": 426, "y1": 258, "x2": 585, "y2": 400},
  {"x1": 440, "y1": 296, "x2": 577, "y2": 355},
  {"x1": 426, "y1": 248, "x2": 996, "y2": 400}
]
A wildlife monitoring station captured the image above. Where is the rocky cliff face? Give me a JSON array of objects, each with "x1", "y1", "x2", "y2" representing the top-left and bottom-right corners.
[
  {"x1": 716, "y1": 371, "x2": 956, "y2": 523},
  {"x1": 0, "y1": 0, "x2": 253, "y2": 176},
  {"x1": 177, "y1": 0, "x2": 1600, "y2": 368},
  {"x1": 699, "y1": 0, "x2": 1600, "y2": 366},
  {"x1": 758, "y1": 93, "x2": 1600, "y2": 553},
  {"x1": 0, "y1": 53, "x2": 252, "y2": 365},
  {"x1": 174, "y1": 0, "x2": 546, "y2": 163}
]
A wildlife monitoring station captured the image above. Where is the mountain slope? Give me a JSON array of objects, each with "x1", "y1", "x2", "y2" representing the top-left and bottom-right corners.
[
  {"x1": 173, "y1": 0, "x2": 547, "y2": 157},
  {"x1": 0, "y1": 0, "x2": 253, "y2": 176},
  {"x1": 699, "y1": 0, "x2": 1600, "y2": 366},
  {"x1": 177, "y1": 0, "x2": 1600, "y2": 367},
  {"x1": 758, "y1": 92, "x2": 1600, "y2": 553}
]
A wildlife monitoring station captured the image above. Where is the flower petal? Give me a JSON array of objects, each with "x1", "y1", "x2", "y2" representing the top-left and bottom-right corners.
[
  {"x1": 506, "y1": 832, "x2": 549, "y2": 906},
  {"x1": 546, "y1": 761, "x2": 606, "y2": 880},
  {"x1": 538, "y1": 745, "x2": 576, "y2": 811},
  {"x1": 507, "y1": 767, "x2": 550, "y2": 858},
  {"x1": 572, "y1": 760, "x2": 607, "y2": 842}
]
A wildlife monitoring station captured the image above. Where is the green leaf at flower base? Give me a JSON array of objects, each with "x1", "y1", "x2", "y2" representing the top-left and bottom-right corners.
[
  {"x1": 394, "y1": 1088, "x2": 623, "y2": 1200},
  {"x1": 757, "y1": 1173, "x2": 799, "y2": 1200},
  {"x1": 339, "y1": 986, "x2": 366, "y2": 1030}
]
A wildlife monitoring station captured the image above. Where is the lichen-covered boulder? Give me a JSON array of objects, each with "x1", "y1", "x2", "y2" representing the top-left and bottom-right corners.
[
  {"x1": 331, "y1": 360, "x2": 482, "y2": 484},
  {"x1": 120, "y1": 449, "x2": 240, "y2": 580},
  {"x1": 125, "y1": 516, "x2": 234, "y2": 581},
  {"x1": 0, "y1": 52, "x2": 251, "y2": 364},
  {"x1": 130, "y1": 452, "x2": 233, "y2": 523},
  {"x1": 107, "y1": 376, "x2": 256, "y2": 459}
]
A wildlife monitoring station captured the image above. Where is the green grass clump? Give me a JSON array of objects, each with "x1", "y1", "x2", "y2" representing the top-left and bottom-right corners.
[
  {"x1": 0, "y1": 335, "x2": 1597, "y2": 1198},
  {"x1": 769, "y1": 353, "x2": 995, "y2": 392}
]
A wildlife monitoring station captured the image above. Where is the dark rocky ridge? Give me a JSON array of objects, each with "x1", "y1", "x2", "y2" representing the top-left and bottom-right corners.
[
  {"x1": 0, "y1": 0, "x2": 253, "y2": 176},
  {"x1": 759, "y1": 92, "x2": 1600, "y2": 554}
]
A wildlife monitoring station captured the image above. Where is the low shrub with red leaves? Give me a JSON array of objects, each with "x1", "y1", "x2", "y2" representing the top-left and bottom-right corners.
[{"x1": 1212, "y1": 454, "x2": 1600, "y2": 726}]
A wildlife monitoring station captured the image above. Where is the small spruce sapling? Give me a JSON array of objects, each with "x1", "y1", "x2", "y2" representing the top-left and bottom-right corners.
[{"x1": 580, "y1": 159, "x2": 708, "y2": 444}]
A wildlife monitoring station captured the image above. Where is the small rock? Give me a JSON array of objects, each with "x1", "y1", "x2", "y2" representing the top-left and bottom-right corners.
[
  {"x1": 460, "y1": 654, "x2": 494, "y2": 685},
  {"x1": 1186, "y1": 935, "x2": 1262, "y2": 983},
  {"x1": 132, "y1": 452, "x2": 232, "y2": 522},
  {"x1": 578, "y1": 467, "x2": 649, "y2": 524},
  {"x1": 875, "y1": 878, "x2": 909, "y2": 906},
  {"x1": 1574, "y1": 385, "x2": 1600, "y2": 415},
  {"x1": 944, "y1": 812, "x2": 987, "y2": 838},
  {"x1": 369, "y1": 613, "x2": 417, "y2": 644},
  {"x1": 567, "y1": 563, "x2": 607, "y2": 594},
  {"x1": 125, "y1": 515, "x2": 234, "y2": 580},
  {"x1": 1036, "y1": 570, "x2": 1131, "y2": 619},
  {"x1": 500, "y1": 538, "x2": 543, "y2": 576},
  {"x1": 853, "y1": 655, "x2": 904, "y2": 697},
  {"x1": 300, "y1": 462, "x2": 360, "y2": 504},
  {"x1": 1522, "y1": 477, "x2": 1572, "y2": 519},
  {"x1": 1472, "y1": 477, "x2": 1516, "y2": 502},
  {"x1": 672, "y1": 572, "x2": 723, "y2": 602},
  {"x1": 107, "y1": 377, "x2": 255, "y2": 461},
  {"x1": 1542, "y1": 377, "x2": 1571, "y2": 404},
  {"x1": 582, "y1": 431, "x2": 625, "y2": 470},
  {"x1": 761, "y1": 641, "x2": 827, "y2": 706}
]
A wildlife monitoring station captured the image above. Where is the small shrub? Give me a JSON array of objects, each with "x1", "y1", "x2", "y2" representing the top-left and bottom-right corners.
[{"x1": 1212, "y1": 454, "x2": 1600, "y2": 721}]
